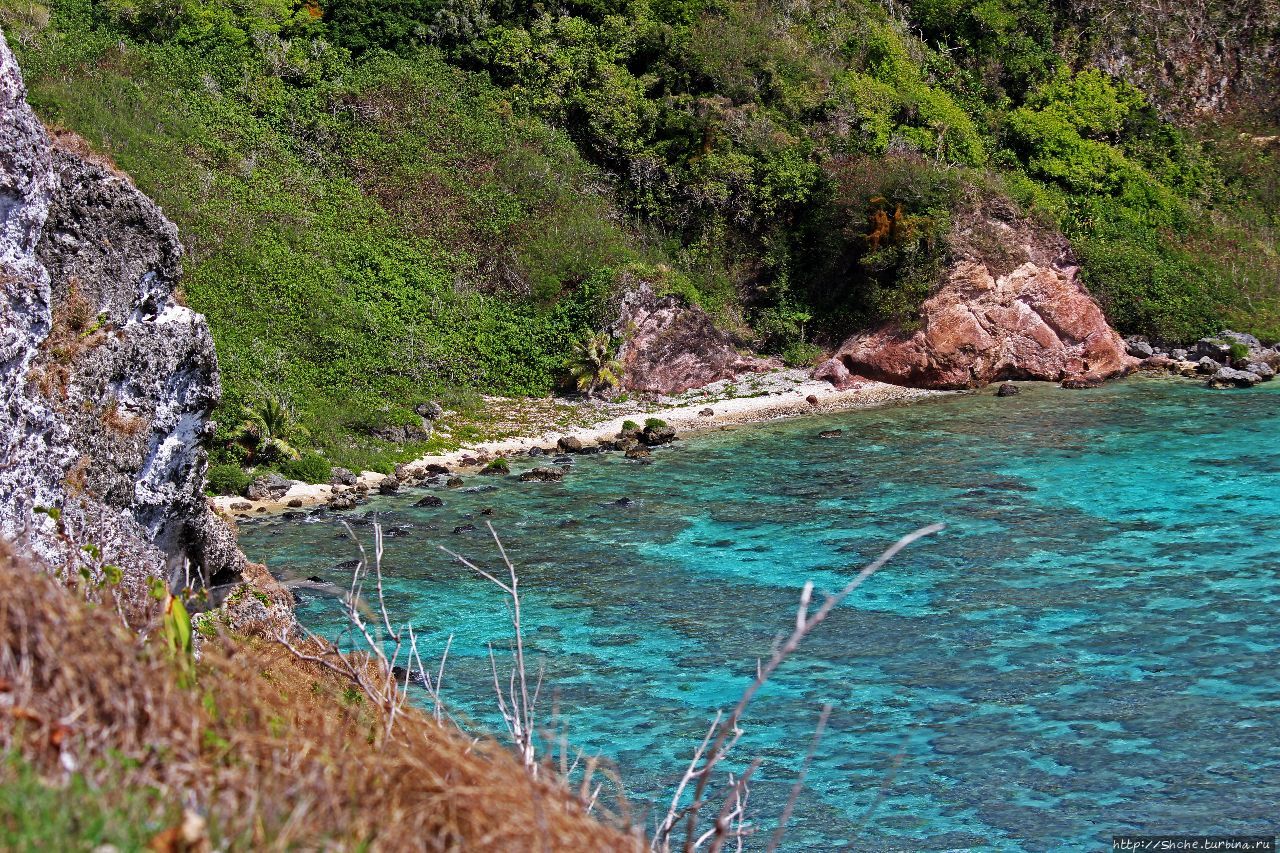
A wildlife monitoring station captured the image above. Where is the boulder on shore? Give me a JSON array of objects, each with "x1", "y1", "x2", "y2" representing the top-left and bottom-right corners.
[
  {"x1": 1125, "y1": 338, "x2": 1154, "y2": 359},
  {"x1": 330, "y1": 466, "x2": 358, "y2": 486},
  {"x1": 609, "y1": 281, "x2": 777, "y2": 395},
  {"x1": 248, "y1": 474, "x2": 292, "y2": 501},
  {"x1": 557, "y1": 436, "x2": 583, "y2": 453},
  {"x1": 813, "y1": 207, "x2": 1135, "y2": 390}
]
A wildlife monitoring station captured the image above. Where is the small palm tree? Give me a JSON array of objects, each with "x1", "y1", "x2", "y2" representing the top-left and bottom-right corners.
[
  {"x1": 568, "y1": 331, "x2": 624, "y2": 399},
  {"x1": 230, "y1": 395, "x2": 306, "y2": 463}
]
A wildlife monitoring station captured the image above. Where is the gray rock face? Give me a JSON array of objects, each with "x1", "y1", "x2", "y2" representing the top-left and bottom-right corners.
[
  {"x1": 1247, "y1": 362, "x2": 1275, "y2": 381},
  {"x1": 1196, "y1": 356, "x2": 1221, "y2": 374},
  {"x1": 247, "y1": 474, "x2": 292, "y2": 501},
  {"x1": 1125, "y1": 338, "x2": 1154, "y2": 359},
  {"x1": 1208, "y1": 367, "x2": 1260, "y2": 389},
  {"x1": 0, "y1": 32, "x2": 239, "y2": 608}
]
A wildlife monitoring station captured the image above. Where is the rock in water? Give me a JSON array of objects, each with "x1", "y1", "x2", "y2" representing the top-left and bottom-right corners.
[
  {"x1": 996, "y1": 382, "x2": 1020, "y2": 397},
  {"x1": 640, "y1": 424, "x2": 677, "y2": 446},
  {"x1": 557, "y1": 436, "x2": 583, "y2": 453},
  {"x1": 1247, "y1": 362, "x2": 1275, "y2": 381},
  {"x1": 818, "y1": 429, "x2": 843, "y2": 438},
  {"x1": 518, "y1": 467, "x2": 565, "y2": 482},
  {"x1": 0, "y1": 32, "x2": 241, "y2": 607},
  {"x1": 1208, "y1": 367, "x2": 1260, "y2": 389},
  {"x1": 609, "y1": 281, "x2": 777, "y2": 395},
  {"x1": 813, "y1": 208, "x2": 1136, "y2": 390},
  {"x1": 413, "y1": 495, "x2": 444, "y2": 508}
]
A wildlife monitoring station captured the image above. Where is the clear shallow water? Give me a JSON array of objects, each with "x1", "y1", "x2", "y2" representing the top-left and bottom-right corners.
[{"x1": 239, "y1": 378, "x2": 1280, "y2": 851}]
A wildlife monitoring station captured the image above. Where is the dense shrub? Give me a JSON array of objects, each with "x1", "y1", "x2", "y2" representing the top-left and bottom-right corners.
[
  {"x1": 280, "y1": 452, "x2": 332, "y2": 485},
  {"x1": 205, "y1": 463, "x2": 252, "y2": 496}
]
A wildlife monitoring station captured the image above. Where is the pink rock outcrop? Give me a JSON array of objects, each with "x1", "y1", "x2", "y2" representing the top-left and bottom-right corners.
[
  {"x1": 814, "y1": 213, "x2": 1137, "y2": 390},
  {"x1": 611, "y1": 283, "x2": 776, "y2": 395}
]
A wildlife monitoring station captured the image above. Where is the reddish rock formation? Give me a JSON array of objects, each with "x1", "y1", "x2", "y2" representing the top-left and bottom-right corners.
[
  {"x1": 611, "y1": 283, "x2": 776, "y2": 395},
  {"x1": 814, "y1": 211, "x2": 1137, "y2": 390}
]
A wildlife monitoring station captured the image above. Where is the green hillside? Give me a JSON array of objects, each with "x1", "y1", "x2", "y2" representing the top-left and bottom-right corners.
[{"x1": 4, "y1": 0, "x2": 1276, "y2": 477}]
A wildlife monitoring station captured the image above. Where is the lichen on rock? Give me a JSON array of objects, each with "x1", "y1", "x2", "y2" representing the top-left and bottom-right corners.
[{"x1": 0, "y1": 30, "x2": 240, "y2": 611}]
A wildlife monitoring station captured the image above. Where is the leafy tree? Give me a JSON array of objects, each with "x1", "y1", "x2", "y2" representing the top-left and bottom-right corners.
[
  {"x1": 230, "y1": 396, "x2": 307, "y2": 464},
  {"x1": 567, "y1": 331, "x2": 623, "y2": 398}
]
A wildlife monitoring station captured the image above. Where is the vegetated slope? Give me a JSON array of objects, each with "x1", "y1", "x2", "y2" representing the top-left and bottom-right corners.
[
  {"x1": 3, "y1": 0, "x2": 1277, "y2": 475},
  {"x1": 0, "y1": 541, "x2": 638, "y2": 850}
]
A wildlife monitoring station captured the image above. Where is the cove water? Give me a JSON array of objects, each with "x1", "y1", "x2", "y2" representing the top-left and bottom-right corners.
[{"x1": 238, "y1": 377, "x2": 1280, "y2": 851}]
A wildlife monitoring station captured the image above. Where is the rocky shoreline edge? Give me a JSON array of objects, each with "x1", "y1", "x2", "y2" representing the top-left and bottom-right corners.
[{"x1": 212, "y1": 370, "x2": 949, "y2": 519}]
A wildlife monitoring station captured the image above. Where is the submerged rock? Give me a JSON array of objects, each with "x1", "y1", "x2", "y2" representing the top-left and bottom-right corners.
[
  {"x1": 814, "y1": 207, "x2": 1135, "y2": 390},
  {"x1": 818, "y1": 429, "x2": 843, "y2": 438},
  {"x1": 413, "y1": 495, "x2": 444, "y2": 508}
]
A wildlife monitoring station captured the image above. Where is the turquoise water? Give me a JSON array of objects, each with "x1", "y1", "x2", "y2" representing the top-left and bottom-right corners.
[{"x1": 238, "y1": 377, "x2": 1280, "y2": 850}]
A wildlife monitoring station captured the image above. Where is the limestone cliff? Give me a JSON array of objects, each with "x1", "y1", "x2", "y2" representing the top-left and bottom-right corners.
[
  {"x1": 814, "y1": 205, "x2": 1136, "y2": 390},
  {"x1": 0, "y1": 30, "x2": 240, "y2": 609}
]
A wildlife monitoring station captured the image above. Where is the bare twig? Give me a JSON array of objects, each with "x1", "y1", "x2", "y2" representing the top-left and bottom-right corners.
[
  {"x1": 651, "y1": 523, "x2": 943, "y2": 853},
  {"x1": 766, "y1": 703, "x2": 832, "y2": 853}
]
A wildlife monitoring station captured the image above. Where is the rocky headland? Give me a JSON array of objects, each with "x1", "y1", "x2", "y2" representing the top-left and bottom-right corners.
[
  {"x1": 814, "y1": 206, "x2": 1137, "y2": 391},
  {"x1": 0, "y1": 31, "x2": 241, "y2": 611}
]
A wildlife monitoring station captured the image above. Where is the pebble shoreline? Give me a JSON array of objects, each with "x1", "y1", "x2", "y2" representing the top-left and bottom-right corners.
[{"x1": 212, "y1": 371, "x2": 949, "y2": 519}]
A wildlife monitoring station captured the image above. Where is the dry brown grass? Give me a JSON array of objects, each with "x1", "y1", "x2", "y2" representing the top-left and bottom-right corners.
[
  {"x1": 0, "y1": 541, "x2": 641, "y2": 851},
  {"x1": 27, "y1": 280, "x2": 113, "y2": 403}
]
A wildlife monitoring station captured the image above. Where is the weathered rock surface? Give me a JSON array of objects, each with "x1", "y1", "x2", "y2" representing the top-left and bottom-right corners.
[
  {"x1": 1208, "y1": 367, "x2": 1261, "y2": 389},
  {"x1": 518, "y1": 467, "x2": 564, "y2": 482},
  {"x1": 1125, "y1": 338, "x2": 1154, "y2": 359},
  {"x1": 247, "y1": 474, "x2": 292, "y2": 501},
  {"x1": 610, "y1": 283, "x2": 776, "y2": 395},
  {"x1": 639, "y1": 424, "x2": 677, "y2": 446},
  {"x1": 814, "y1": 211, "x2": 1136, "y2": 390},
  {"x1": 0, "y1": 32, "x2": 241, "y2": 608},
  {"x1": 996, "y1": 381, "x2": 1020, "y2": 397}
]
